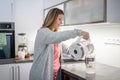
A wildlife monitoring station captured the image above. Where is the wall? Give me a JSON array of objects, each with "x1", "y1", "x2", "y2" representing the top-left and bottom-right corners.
[
  {"x1": 60, "y1": 23, "x2": 120, "y2": 68},
  {"x1": 14, "y1": 0, "x2": 43, "y2": 54},
  {"x1": 43, "y1": 0, "x2": 67, "y2": 9}
]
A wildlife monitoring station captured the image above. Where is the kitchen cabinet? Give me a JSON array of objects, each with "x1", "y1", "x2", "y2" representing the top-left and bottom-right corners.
[
  {"x1": 0, "y1": 0, "x2": 14, "y2": 22},
  {"x1": 0, "y1": 64, "x2": 15, "y2": 80},
  {"x1": 62, "y1": 69, "x2": 85, "y2": 80},
  {"x1": 64, "y1": 0, "x2": 106, "y2": 25},
  {"x1": 43, "y1": 0, "x2": 68, "y2": 9},
  {"x1": 64, "y1": 0, "x2": 120, "y2": 25},
  {"x1": 15, "y1": 63, "x2": 32, "y2": 80},
  {"x1": 107, "y1": 0, "x2": 120, "y2": 23},
  {"x1": 0, "y1": 62, "x2": 32, "y2": 80}
]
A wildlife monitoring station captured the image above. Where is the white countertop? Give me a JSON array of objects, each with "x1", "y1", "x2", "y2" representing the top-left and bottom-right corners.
[{"x1": 62, "y1": 62, "x2": 120, "y2": 80}]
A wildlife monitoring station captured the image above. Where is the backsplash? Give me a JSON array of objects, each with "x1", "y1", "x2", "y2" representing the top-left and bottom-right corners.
[
  {"x1": 14, "y1": 0, "x2": 44, "y2": 55},
  {"x1": 60, "y1": 23, "x2": 120, "y2": 68}
]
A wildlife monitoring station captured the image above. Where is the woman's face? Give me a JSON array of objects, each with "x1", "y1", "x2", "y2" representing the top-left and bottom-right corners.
[{"x1": 53, "y1": 14, "x2": 64, "y2": 30}]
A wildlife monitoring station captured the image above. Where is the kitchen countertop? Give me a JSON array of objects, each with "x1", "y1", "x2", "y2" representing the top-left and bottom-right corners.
[
  {"x1": 62, "y1": 61, "x2": 120, "y2": 80},
  {"x1": 15, "y1": 56, "x2": 33, "y2": 63},
  {"x1": 0, "y1": 56, "x2": 33, "y2": 64},
  {"x1": 1, "y1": 56, "x2": 120, "y2": 80},
  {"x1": 0, "y1": 58, "x2": 15, "y2": 64}
]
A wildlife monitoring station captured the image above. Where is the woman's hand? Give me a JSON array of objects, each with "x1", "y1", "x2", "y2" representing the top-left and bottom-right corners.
[{"x1": 82, "y1": 31, "x2": 89, "y2": 40}]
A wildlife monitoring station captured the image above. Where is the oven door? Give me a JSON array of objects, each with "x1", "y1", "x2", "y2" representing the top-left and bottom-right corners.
[{"x1": 0, "y1": 31, "x2": 15, "y2": 59}]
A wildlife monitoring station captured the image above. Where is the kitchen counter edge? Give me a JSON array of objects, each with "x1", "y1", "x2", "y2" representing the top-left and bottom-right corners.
[{"x1": 0, "y1": 58, "x2": 33, "y2": 65}]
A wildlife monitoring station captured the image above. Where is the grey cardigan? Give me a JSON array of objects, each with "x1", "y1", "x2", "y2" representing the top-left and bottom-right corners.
[{"x1": 29, "y1": 28, "x2": 82, "y2": 80}]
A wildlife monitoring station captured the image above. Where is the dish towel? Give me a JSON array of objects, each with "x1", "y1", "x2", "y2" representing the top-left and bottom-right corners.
[{"x1": 0, "y1": 33, "x2": 7, "y2": 50}]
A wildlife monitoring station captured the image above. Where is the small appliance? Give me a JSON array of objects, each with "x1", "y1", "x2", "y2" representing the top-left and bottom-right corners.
[{"x1": 69, "y1": 37, "x2": 94, "y2": 60}]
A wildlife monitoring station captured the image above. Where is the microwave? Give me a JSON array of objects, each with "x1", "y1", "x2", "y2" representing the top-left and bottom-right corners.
[{"x1": 0, "y1": 22, "x2": 15, "y2": 59}]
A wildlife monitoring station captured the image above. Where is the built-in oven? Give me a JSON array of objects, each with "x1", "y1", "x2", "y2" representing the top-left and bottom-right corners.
[{"x1": 0, "y1": 22, "x2": 15, "y2": 59}]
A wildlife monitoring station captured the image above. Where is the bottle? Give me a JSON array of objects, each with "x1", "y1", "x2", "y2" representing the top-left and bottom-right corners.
[
  {"x1": 85, "y1": 53, "x2": 96, "y2": 74},
  {"x1": 79, "y1": 37, "x2": 95, "y2": 74}
]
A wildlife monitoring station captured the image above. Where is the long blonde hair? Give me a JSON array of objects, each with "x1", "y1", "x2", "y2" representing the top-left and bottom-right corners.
[{"x1": 42, "y1": 8, "x2": 64, "y2": 32}]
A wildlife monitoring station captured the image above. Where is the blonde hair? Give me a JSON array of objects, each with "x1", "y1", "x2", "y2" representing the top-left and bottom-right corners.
[{"x1": 42, "y1": 8, "x2": 64, "y2": 32}]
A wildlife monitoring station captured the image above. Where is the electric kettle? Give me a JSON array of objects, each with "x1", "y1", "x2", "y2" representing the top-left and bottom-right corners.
[{"x1": 69, "y1": 37, "x2": 94, "y2": 60}]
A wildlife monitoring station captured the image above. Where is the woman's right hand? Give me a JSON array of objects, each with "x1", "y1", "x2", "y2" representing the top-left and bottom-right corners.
[{"x1": 82, "y1": 31, "x2": 89, "y2": 40}]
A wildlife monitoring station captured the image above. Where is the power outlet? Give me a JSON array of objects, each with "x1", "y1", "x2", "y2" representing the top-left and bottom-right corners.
[{"x1": 104, "y1": 37, "x2": 120, "y2": 45}]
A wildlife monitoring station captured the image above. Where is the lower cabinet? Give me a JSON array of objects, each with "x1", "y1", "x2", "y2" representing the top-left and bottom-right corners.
[
  {"x1": 0, "y1": 64, "x2": 15, "y2": 80},
  {"x1": 0, "y1": 62, "x2": 32, "y2": 80},
  {"x1": 15, "y1": 63, "x2": 32, "y2": 80}
]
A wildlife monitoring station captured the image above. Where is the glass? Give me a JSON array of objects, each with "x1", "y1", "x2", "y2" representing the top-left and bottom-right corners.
[
  {"x1": 80, "y1": 38, "x2": 96, "y2": 74},
  {"x1": 85, "y1": 53, "x2": 96, "y2": 74},
  {"x1": 0, "y1": 33, "x2": 15, "y2": 59}
]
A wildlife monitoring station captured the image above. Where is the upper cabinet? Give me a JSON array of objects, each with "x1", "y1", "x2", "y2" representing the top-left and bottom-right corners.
[
  {"x1": 44, "y1": 0, "x2": 120, "y2": 25},
  {"x1": 107, "y1": 0, "x2": 120, "y2": 23},
  {"x1": 43, "y1": 0, "x2": 68, "y2": 9},
  {"x1": 0, "y1": 0, "x2": 14, "y2": 22},
  {"x1": 65, "y1": 0, "x2": 120, "y2": 25},
  {"x1": 65, "y1": 0, "x2": 106, "y2": 25}
]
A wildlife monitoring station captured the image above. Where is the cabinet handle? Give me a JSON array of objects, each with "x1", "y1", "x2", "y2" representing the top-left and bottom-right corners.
[
  {"x1": 18, "y1": 66, "x2": 20, "y2": 80},
  {"x1": 12, "y1": 66, "x2": 14, "y2": 80}
]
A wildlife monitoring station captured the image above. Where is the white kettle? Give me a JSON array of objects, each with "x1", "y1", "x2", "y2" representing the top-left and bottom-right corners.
[{"x1": 69, "y1": 37, "x2": 94, "y2": 60}]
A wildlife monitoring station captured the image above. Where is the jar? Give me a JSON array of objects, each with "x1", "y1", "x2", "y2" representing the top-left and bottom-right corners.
[
  {"x1": 17, "y1": 33, "x2": 27, "y2": 46},
  {"x1": 17, "y1": 33, "x2": 28, "y2": 55},
  {"x1": 85, "y1": 53, "x2": 96, "y2": 74},
  {"x1": 18, "y1": 50, "x2": 26, "y2": 59}
]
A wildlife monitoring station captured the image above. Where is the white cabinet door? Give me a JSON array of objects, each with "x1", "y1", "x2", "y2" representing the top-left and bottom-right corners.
[
  {"x1": 43, "y1": 0, "x2": 68, "y2": 9},
  {"x1": 16, "y1": 63, "x2": 32, "y2": 80},
  {"x1": 0, "y1": 63, "x2": 32, "y2": 80},
  {"x1": 0, "y1": 64, "x2": 15, "y2": 80},
  {"x1": 0, "y1": 0, "x2": 14, "y2": 22},
  {"x1": 107, "y1": 0, "x2": 120, "y2": 23}
]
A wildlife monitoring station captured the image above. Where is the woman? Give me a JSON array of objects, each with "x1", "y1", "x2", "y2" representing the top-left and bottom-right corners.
[{"x1": 29, "y1": 8, "x2": 89, "y2": 80}]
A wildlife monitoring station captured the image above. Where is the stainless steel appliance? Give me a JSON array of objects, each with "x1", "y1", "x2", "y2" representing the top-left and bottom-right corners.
[{"x1": 0, "y1": 22, "x2": 15, "y2": 59}]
